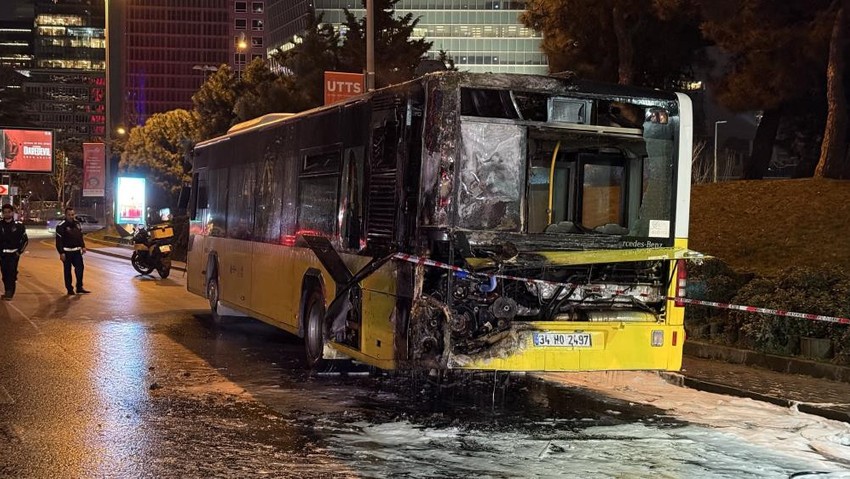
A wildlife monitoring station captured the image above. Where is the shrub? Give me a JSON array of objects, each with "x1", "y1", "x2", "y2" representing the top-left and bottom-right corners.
[
  {"x1": 683, "y1": 258, "x2": 753, "y2": 341},
  {"x1": 732, "y1": 266, "x2": 850, "y2": 364}
]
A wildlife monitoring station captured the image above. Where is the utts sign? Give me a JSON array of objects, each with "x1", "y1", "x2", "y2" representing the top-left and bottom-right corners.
[{"x1": 324, "y1": 71, "x2": 365, "y2": 105}]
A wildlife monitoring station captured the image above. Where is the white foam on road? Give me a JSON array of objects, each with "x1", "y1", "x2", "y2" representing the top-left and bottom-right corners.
[{"x1": 325, "y1": 372, "x2": 850, "y2": 478}]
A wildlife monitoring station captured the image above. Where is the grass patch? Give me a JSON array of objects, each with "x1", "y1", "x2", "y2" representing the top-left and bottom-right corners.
[{"x1": 689, "y1": 178, "x2": 850, "y2": 276}]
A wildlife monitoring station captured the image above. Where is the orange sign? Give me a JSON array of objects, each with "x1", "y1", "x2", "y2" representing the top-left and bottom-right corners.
[{"x1": 324, "y1": 71, "x2": 365, "y2": 105}]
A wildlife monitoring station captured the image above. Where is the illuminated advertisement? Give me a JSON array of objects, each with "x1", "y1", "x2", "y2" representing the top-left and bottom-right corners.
[
  {"x1": 82, "y1": 142, "x2": 105, "y2": 197},
  {"x1": 0, "y1": 128, "x2": 54, "y2": 173},
  {"x1": 116, "y1": 177, "x2": 146, "y2": 225}
]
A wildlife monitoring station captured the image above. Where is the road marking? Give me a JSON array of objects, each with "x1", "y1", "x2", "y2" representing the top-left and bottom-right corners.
[
  {"x1": 5, "y1": 299, "x2": 43, "y2": 335},
  {"x1": 0, "y1": 385, "x2": 14, "y2": 405}
]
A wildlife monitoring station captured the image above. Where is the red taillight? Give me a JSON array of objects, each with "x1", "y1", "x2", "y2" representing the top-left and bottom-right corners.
[{"x1": 674, "y1": 259, "x2": 687, "y2": 307}]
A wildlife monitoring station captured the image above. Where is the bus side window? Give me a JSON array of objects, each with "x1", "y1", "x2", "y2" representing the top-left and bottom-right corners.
[
  {"x1": 297, "y1": 150, "x2": 340, "y2": 236},
  {"x1": 207, "y1": 168, "x2": 228, "y2": 237},
  {"x1": 226, "y1": 165, "x2": 256, "y2": 240},
  {"x1": 190, "y1": 171, "x2": 209, "y2": 221}
]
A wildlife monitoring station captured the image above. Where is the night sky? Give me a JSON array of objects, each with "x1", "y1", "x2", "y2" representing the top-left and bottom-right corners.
[{"x1": 1, "y1": 0, "x2": 34, "y2": 22}]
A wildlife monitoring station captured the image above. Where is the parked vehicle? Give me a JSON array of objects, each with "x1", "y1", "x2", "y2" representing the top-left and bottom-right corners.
[
  {"x1": 46, "y1": 214, "x2": 103, "y2": 234},
  {"x1": 131, "y1": 223, "x2": 174, "y2": 278}
]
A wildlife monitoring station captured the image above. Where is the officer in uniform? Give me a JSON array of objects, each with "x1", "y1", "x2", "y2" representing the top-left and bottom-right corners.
[
  {"x1": 0, "y1": 204, "x2": 28, "y2": 300},
  {"x1": 55, "y1": 207, "x2": 90, "y2": 295}
]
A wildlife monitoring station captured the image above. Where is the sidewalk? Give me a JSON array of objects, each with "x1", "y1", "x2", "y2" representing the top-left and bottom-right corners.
[
  {"x1": 669, "y1": 342, "x2": 850, "y2": 423},
  {"x1": 86, "y1": 236, "x2": 186, "y2": 272}
]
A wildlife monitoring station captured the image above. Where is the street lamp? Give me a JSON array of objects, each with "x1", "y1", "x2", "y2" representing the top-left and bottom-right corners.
[
  {"x1": 236, "y1": 33, "x2": 247, "y2": 80},
  {"x1": 105, "y1": 0, "x2": 111, "y2": 224},
  {"x1": 713, "y1": 120, "x2": 727, "y2": 183}
]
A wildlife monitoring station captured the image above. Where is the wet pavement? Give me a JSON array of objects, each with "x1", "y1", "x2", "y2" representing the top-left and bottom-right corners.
[{"x1": 0, "y1": 230, "x2": 848, "y2": 477}]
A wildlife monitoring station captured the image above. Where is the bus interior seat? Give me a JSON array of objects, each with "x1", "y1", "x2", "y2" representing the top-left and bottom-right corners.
[{"x1": 544, "y1": 221, "x2": 581, "y2": 234}]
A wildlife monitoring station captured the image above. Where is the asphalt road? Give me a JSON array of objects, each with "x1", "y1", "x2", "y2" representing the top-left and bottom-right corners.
[{"x1": 1, "y1": 232, "x2": 847, "y2": 478}]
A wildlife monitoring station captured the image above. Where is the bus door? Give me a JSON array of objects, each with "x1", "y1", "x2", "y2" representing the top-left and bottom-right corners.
[
  {"x1": 187, "y1": 168, "x2": 209, "y2": 296},
  {"x1": 219, "y1": 164, "x2": 255, "y2": 309}
]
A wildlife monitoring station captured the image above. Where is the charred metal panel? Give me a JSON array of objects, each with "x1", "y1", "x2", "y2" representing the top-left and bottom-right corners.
[
  {"x1": 419, "y1": 75, "x2": 461, "y2": 228},
  {"x1": 456, "y1": 121, "x2": 526, "y2": 231}
]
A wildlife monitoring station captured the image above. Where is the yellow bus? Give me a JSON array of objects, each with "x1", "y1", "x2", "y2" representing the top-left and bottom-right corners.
[{"x1": 186, "y1": 71, "x2": 696, "y2": 372}]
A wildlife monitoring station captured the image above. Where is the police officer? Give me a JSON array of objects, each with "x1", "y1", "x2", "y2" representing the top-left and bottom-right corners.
[
  {"x1": 0, "y1": 204, "x2": 28, "y2": 300},
  {"x1": 55, "y1": 207, "x2": 90, "y2": 295}
]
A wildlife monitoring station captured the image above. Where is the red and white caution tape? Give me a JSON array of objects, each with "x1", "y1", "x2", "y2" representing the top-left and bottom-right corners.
[
  {"x1": 392, "y1": 253, "x2": 850, "y2": 326},
  {"x1": 673, "y1": 297, "x2": 850, "y2": 325}
]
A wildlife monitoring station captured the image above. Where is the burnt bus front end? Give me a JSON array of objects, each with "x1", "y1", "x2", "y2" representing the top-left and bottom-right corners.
[{"x1": 407, "y1": 73, "x2": 695, "y2": 372}]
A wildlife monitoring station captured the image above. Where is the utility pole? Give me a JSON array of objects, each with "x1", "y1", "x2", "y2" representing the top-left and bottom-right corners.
[
  {"x1": 104, "y1": 0, "x2": 114, "y2": 224},
  {"x1": 366, "y1": 0, "x2": 375, "y2": 91},
  {"x1": 713, "y1": 120, "x2": 727, "y2": 183}
]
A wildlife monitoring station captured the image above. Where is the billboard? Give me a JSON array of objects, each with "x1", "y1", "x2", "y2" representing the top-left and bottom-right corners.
[
  {"x1": 324, "y1": 71, "x2": 365, "y2": 105},
  {"x1": 0, "y1": 128, "x2": 54, "y2": 173},
  {"x1": 82, "y1": 142, "x2": 105, "y2": 197},
  {"x1": 116, "y1": 177, "x2": 146, "y2": 225}
]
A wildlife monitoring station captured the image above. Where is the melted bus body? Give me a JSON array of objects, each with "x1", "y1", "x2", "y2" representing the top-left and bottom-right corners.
[{"x1": 187, "y1": 72, "x2": 695, "y2": 372}]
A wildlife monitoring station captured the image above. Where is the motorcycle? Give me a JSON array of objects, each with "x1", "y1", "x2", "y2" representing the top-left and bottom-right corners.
[{"x1": 131, "y1": 222, "x2": 174, "y2": 278}]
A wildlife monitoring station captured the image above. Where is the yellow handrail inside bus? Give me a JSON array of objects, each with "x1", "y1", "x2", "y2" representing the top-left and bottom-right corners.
[{"x1": 547, "y1": 141, "x2": 561, "y2": 225}]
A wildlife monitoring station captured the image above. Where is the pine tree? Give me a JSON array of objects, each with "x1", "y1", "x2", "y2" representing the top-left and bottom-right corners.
[{"x1": 338, "y1": 0, "x2": 433, "y2": 88}]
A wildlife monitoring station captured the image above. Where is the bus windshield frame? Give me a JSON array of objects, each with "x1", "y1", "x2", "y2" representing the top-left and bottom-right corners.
[{"x1": 455, "y1": 112, "x2": 678, "y2": 246}]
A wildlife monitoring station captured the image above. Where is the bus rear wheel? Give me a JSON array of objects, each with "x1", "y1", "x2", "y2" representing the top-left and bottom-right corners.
[
  {"x1": 304, "y1": 289, "x2": 329, "y2": 371},
  {"x1": 206, "y1": 276, "x2": 220, "y2": 318}
]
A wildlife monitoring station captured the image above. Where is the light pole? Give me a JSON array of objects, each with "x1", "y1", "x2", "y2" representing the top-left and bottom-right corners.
[
  {"x1": 237, "y1": 33, "x2": 247, "y2": 80},
  {"x1": 366, "y1": 0, "x2": 375, "y2": 91},
  {"x1": 713, "y1": 120, "x2": 727, "y2": 183},
  {"x1": 104, "y1": 0, "x2": 111, "y2": 223}
]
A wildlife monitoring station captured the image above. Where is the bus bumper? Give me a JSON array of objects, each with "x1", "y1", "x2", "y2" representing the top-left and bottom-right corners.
[{"x1": 446, "y1": 322, "x2": 684, "y2": 372}]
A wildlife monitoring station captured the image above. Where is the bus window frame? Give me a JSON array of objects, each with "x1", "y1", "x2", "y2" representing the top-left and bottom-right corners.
[{"x1": 296, "y1": 145, "x2": 343, "y2": 237}]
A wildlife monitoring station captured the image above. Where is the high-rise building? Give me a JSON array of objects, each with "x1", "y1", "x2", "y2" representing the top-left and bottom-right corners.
[
  {"x1": 121, "y1": 0, "x2": 229, "y2": 126},
  {"x1": 0, "y1": 21, "x2": 35, "y2": 70},
  {"x1": 27, "y1": 0, "x2": 106, "y2": 138},
  {"x1": 230, "y1": 0, "x2": 268, "y2": 76},
  {"x1": 267, "y1": 0, "x2": 547, "y2": 74}
]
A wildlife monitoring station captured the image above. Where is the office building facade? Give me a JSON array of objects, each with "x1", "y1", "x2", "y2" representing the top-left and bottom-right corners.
[
  {"x1": 267, "y1": 0, "x2": 547, "y2": 74},
  {"x1": 121, "y1": 0, "x2": 229, "y2": 126},
  {"x1": 0, "y1": 21, "x2": 35, "y2": 70},
  {"x1": 27, "y1": 0, "x2": 106, "y2": 138},
  {"x1": 230, "y1": 0, "x2": 268, "y2": 74}
]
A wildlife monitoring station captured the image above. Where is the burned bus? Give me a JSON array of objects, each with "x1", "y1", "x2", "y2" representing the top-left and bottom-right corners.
[{"x1": 186, "y1": 71, "x2": 697, "y2": 372}]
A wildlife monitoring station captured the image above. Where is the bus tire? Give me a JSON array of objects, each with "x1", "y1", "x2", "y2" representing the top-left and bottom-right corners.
[
  {"x1": 206, "y1": 275, "x2": 221, "y2": 322},
  {"x1": 303, "y1": 288, "x2": 332, "y2": 371}
]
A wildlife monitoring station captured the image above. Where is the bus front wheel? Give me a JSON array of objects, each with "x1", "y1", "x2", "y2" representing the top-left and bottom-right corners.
[{"x1": 304, "y1": 289, "x2": 329, "y2": 371}]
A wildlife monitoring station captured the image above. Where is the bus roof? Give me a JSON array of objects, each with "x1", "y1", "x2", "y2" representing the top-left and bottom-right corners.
[{"x1": 194, "y1": 71, "x2": 680, "y2": 150}]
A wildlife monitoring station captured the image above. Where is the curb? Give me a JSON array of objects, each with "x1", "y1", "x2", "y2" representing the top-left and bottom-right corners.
[
  {"x1": 684, "y1": 341, "x2": 850, "y2": 384},
  {"x1": 85, "y1": 238, "x2": 187, "y2": 273},
  {"x1": 660, "y1": 372, "x2": 850, "y2": 424}
]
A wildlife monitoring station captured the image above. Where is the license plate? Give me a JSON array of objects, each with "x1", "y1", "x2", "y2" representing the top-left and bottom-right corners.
[
  {"x1": 533, "y1": 332, "x2": 592, "y2": 347},
  {"x1": 159, "y1": 245, "x2": 171, "y2": 253}
]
